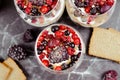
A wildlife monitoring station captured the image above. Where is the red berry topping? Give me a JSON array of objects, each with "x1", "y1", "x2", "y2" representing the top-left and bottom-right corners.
[
  {"x1": 55, "y1": 66, "x2": 62, "y2": 71},
  {"x1": 72, "y1": 34, "x2": 79, "y2": 40},
  {"x1": 55, "y1": 31, "x2": 63, "y2": 38},
  {"x1": 74, "y1": 38, "x2": 80, "y2": 45},
  {"x1": 42, "y1": 59, "x2": 49, "y2": 67},
  {"x1": 41, "y1": 30, "x2": 48, "y2": 37},
  {"x1": 39, "y1": 53, "x2": 45, "y2": 60},
  {"x1": 67, "y1": 47, "x2": 75, "y2": 55},
  {"x1": 48, "y1": 38, "x2": 60, "y2": 48},
  {"x1": 59, "y1": 25, "x2": 67, "y2": 30},
  {"x1": 25, "y1": 7, "x2": 31, "y2": 14},
  {"x1": 85, "y1": 6, "x2": 91, "y2": 13},
  {"x1": 46, "y1": 0, "x2": 53, "y2": 5},
  {"x1": 107, "y1": 0, "x2": 114, "y2": 6},
  {"x1": 40, "y1": 5, "x2": 50, "y2": 14}
]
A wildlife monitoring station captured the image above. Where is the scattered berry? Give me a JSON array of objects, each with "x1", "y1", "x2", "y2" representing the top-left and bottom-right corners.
[
  {"x1": 103, "y1": 70, "x2": 118, "y2": 80},
  {"x1": 8, "y1": 45, "x2": 27, "y2": 61},
  {"x1": 69, "y1": 42, "x2": 75, "y2": 48},
  {"x1": 23, "y1": 29, "x2": 35, "y2": 42}
]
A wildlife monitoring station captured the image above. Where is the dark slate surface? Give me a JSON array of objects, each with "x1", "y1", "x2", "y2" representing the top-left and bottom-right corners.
[{"x1": 0, "y1": 0, "x2": 120, "y2": 80}]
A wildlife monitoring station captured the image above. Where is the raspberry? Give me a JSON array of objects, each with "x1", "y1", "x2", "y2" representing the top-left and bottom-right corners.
[
  {"x1": 40, "y1": 5, "x2": 50, "y2": 14},
  {"x1": 42, "y1": 59, "x2": 49, "y2": 67},
  {"x1": 55, "y1": 66, "x2": 62, "y2": 71},
  {"x1": 8, "y1": 45, "x2": 27, "y2": 61}
]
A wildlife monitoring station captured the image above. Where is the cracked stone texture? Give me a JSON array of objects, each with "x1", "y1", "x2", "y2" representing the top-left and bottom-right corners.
[{"x1": 0, "y1": 0, "x2": 120, "y2": 80}]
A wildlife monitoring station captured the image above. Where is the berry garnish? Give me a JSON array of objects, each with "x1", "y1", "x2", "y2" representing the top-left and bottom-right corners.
[
  {"x1": 48, "y1": 64, "x2": 54, "y2": 69},
  {"x1": 48, "y1": 46, "x2": 69, "y2": 63},
  {"x1": 51, "y1": 26, "x2": 59, "y2": 32},
  {"x1": 103, "y1": 70, "x2": 118, "y2": 80},
  {"x1": 8, "y1": 45, "x2": 27, "y2": 61},
  {"x1": 64, "y1": 30, "x2": 70, "y2": 36},
  {"x1": 74, "y1": 38, "x2": 80, "y2": 45},
  {"x1": 55, "y1": 31, "x2": 63, "y2": 38},
  {"x1": 40, "y1": 5, "x2": 50, "y2": 14},
  {"x1": 71, "y1": 55, "x2": 78, "y2": 62},
  {"x1": 42, "y1": 59, "x2": 49, "y2": 67},
  {"x1": 37, "y1": 45, "x2": 45, "y2": 52},
  {"x1": 61, "y1": 63, "x2": 68, "y2": 70},
  {"x1": 67, "y1": 47, "x2": 75, "y2": 55},
  {"x1": 23, "y1": 29, "x2": 35, "y2": 42},
  {"x1": 69, "y1": 42, "x2": 75, "y2": 48},
  {"x1": 55, "y1": 66, "x2": 62, "y2": 71},
  {"x1": 41, "y1": 40, "x2": 48, "y2": 46},
  {"x1": 17, "y1": 0, "x2": 58, "y2": 16},
  {"x1": 74, "y1": 0, "x2": 114, "y2": 15}
]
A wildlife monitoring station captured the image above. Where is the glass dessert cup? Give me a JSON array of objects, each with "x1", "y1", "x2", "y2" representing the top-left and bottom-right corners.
[
  {"x1": 35, "y1": 24, "x2": 85, "y2": 74},
  {"x1": 14, "y1": 0, "x2": 65, "y2": 27},
  {"x1": 66, "y1": 0, "x2": 116, "y2": 27}
]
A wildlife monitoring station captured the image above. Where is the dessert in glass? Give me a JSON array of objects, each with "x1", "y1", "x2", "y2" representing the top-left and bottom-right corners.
[
  {"x1": 66, "y1": 0, "x2": 116, "y2": 27},
  {"x1": 35, "y1": 24, "x2": 85, "y2": 73},
  {"x1": 14, "y1": 0, "x2": 65, "y2": 27}
]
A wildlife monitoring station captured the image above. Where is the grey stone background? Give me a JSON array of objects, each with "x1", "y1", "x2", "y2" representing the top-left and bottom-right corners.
[{"x1": 0, "y1": 0, "x2": 120, "y2": 80}]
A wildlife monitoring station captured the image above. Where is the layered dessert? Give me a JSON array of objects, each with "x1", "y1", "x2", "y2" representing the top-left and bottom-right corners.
[
  {"x1": 66, "y1": 0, "x2": 116, "y2": 27},
  {"x1": 14, "y1": 0, "x2": 65, "y2": 27},
  {"x1": 35, "y1": 24, "x2": 85, "y2": 72}
]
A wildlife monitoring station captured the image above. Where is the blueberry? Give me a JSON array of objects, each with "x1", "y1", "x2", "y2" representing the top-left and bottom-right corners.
[
  {"x1": 64, "y1": 30, "x2": 70, "y2": 36},
  {"x1": 37, "y1": 45, "x2": 45, "y2": 51},
  {"x1": 51, "y1": 26, "x2": 59, "y2": 32},
  {"x1": 75, "y1": 2, "x2": 85, "y2": 7},
  {"x1": 69, "y1": 42, "x2": 75, "y2": 48},
  {"x1": 31, "y1": 7, "x2": 38, "y2": 14},
  {"x1": 90, "y1": 7, "x2": 97, "y2": 15},
  {"x1": 68, "y1": 62, "x2": 74, "y2": 68},
  {"x1": 48, "y1": 64, "x2": 53, "y2": 69},
  {"x1": 62, "y1": 63, "x2": 69, "y2": 70},
  {"x1": 41, "y1": 40, "x2": 48, "y2": 46},
  {"x1": 71, "y1": 55, "x2": 78, "y2": 62}
]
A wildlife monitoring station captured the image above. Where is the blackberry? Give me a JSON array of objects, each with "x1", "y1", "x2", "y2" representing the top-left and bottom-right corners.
[
  {"x1": 23, "y1": 29, "x2": 35, "y2": 42},
  {"x1": 8, "y1": 45, "x2": 27, "y2": 61},
  {"x1": 64, "y1": 30, "x2": 70, "y2": 36},
  {"x1": 51, "y1": 26, "x2": 59, "y2": 33}
]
